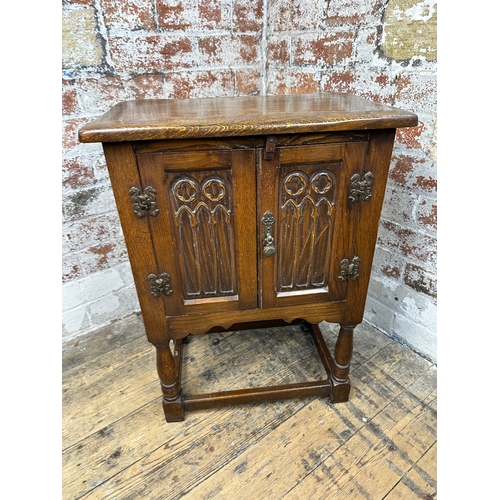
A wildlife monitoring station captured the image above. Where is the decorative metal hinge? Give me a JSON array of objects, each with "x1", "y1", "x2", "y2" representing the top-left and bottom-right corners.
[
  {"x1": 148, "y1": 272, "x2": 173, "y2": 297},
  {"x1": 339, "y1": 256, "x2": 361, "y2": 282},
  {"x1": 129, "y1": 186, "x2": 159, "y2": 218},
  {"x1": 349, "y1": 172, "x2": 374, "y2": 203}
]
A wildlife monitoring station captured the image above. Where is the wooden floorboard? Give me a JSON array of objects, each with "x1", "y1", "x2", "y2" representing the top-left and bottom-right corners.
[{"x1": 62, "y1": 315, "x2": 437, "y2": 500}]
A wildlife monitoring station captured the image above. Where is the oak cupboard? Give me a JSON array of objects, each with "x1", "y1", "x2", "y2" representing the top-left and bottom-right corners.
[{"x1": 79, "y1": 93, "x2": 418, "y2": 422}]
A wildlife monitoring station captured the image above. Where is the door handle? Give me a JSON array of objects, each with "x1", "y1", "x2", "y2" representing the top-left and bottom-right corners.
[{"x1": 261, "y1": 211, "x2": 277, "y2": 257}]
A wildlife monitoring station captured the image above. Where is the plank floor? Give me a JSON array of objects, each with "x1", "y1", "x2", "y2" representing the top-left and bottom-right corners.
[{"x1": 62, "y1": 314, "x2": 437, "y2": 500}]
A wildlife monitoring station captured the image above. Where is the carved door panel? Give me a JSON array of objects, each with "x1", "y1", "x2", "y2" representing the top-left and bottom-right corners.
[
  {"x1": 259, "y1": 142, "x2": 368, "y2": 309},
  {"x1": 136, "y1": 148, "x2": 257, "y2": 316}
]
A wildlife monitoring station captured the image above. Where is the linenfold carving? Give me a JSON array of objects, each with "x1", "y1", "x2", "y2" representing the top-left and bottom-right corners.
[
  {"x1": 168, "y1": 173, "x2": 236, "y2": 298},
  {"x1": 278, "y1": 169, "x2": 336, "y2": 292}
]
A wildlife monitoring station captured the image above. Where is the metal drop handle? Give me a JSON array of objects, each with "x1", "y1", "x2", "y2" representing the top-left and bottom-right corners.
[{"x1": 261, "y1": 211, "x2": 277, "y2": 257}]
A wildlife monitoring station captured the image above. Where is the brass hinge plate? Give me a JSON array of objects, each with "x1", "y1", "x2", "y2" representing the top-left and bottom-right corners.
[
  {"x1": 349, "y1": 172, "x2": 374, "y2": 203},
  {"x1": 129, "y1": 186, "x2": 159, "y2": 218},
  {"x1": 339, "y1": 256, "x2": 361, "y2": 282},
  {"x1": 148, "y1": 272, "x2": 173, "y2": 297}
]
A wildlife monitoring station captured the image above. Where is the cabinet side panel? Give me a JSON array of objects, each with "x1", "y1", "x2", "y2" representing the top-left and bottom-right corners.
[
  {"x1": 102, "y1": 142, "x2": 169, "y2": 345},
  {"x1": 344, "y1": 129, "x2": 397, "y2": 324}
]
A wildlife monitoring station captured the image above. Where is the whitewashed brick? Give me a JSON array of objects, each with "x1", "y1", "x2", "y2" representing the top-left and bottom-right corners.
[
  {"x1": 62, "y1": 279, "x2": 86, "y2": 312},
  {"x1": 381, "y1": 186, "x2": 419, "y2": 228},
  {"x1": 368, "y1": 275, "x2": 436, "y2": 329},
  {"x1": 393, "y1": 314, "x2": 437, "y2": 363},
  {"x1": 62, "y1": 306, "x2": 90, "y2": 339},
  {"x1": 78, "y1": 266, "x2": 127, "y2": 301},
  {"x1": 87, "y1": 293, "x2": 122, "y2": 326},
  {"x1": 364, "y1": 297, "x2": 395, "y2": 334},
  {"x1": 62, "y1": 184, "x2": 115, "y2": 222}
]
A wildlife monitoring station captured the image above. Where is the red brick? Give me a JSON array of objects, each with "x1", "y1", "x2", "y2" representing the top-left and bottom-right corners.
[
  {"x1": 267, "y1": 69, "x2": 319, "y2": 95},
  {"x1": 62, "y1": 255, "x2": 82, "y2": 283},
  {"x1": 239, "y1": 35, "x2": 260, "y2": 64},
  {"x1": 63, "y1": 0, "x2": 94, "y2": 5},
  {"x1": 396, "y1": 121, "x2": 426, "y2": 150},
  {"x1": 79, "y1": 243, "x2": 127, "y2": 275},
  {"x1": 164, "y1": 70, "x2": 234, "y2": 99},
  {"x1": 236, "y1": 68, "x2": 261, "y2": 96},
  {"x1": 63, "y1": 117, "x2": 90, "y2": 151},
  {"x1": 233, "y1": 0, "x2": 263, "y2": 31},
  {"x1": 76, "y1": 76, "x2": 130, "y2": 113},
  {"x1": 325, "y1": 0, "x2": 382, "y2": 26},
  {"x1": 62, "y1": 157, "x2": 95, "y2": 189},
  {"x1": 267, "y1": 36, "x2": 289, "y2": 64},
  {"x1": 321, "y1": 69, "x2": 357, "y2": 93},
  {"x1": 128, "y1": 74, "x2": 164, "y2": 99},
  {"x1": 390, "y1": 154, "x2": 437, "y2": 193},
  {"x1": 378, "y1": 220, "x2": 436, "y2": 266},
  {"x1": 381, "y1": 261, "x2": 401, "y2": 279},
  {"x1": 100, "y1": 0, "x2": 155, "y2": 30},
  {"x1": 404, "y1": 263, "x2": 437, "y2": 298},
  {"x1": 157, "y1": 0, "x2": 193, "y2": 30},
  {"x1": 198, "y1": 36, "x2": 223, "y2": 64},
  {"x1": 93, "y1": 155, "x2": 111, "y2": 182},
  {"x1": 157, "y1": 0, "x2": 230, "y2": 30},
  {"x1": 269, "y1": 0, "x2": 322, "y2": 31},
  {"x1": 198, "y1": 0, "x2": 224, "y2": 28},
  {"x1": 416, "y1": 198, "x2": 437, "y2": 231},
  {"x1": 322, "y1": 70, "x2": 394, "y2": 104},
  {"x1": 382, "y1": 187, "x2": 417, "y2": 226},
  {"x1": 374, "y1": 248, "x2": 403, "y2": 279},
  {"x1": 62, "y1": 80, "x2": 78, "y2": 115},
  {"x1": 395, "y1": 73, "x2": 437, "y2": 113},
  {"x1": 293, "y1": 33, "x2": 355, "y2": 67},
  {"x1": 108, "y1": 35, "x2": 193, "y2": 73},
  {"x1": 63, "y1": 215, "x2": 112, "y2": 254},
  {"x1": 199, "y1": 35, "x2": 260, "y2": 65}
]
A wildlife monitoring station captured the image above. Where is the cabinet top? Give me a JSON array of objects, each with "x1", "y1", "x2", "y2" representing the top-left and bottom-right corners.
[{"x1": 79, "y1": 93, "x2": 418, "y2": 143}]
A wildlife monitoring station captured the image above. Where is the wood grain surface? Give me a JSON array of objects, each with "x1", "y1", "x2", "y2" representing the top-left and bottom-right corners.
[
  {"x1": 78, "y1": 93, "x2": 418, "y2": 143},
  {"x1": 62, "y1": 315, "x2": 436, "y2": 500}
]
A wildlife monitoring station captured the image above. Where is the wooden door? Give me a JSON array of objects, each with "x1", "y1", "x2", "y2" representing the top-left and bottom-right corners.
[
  {"x1": 135, "y1": 147, "x2": 258, "y2": 316},
  {"x1": 259, "y1": 141, "x2": 368, "y2": 309}
]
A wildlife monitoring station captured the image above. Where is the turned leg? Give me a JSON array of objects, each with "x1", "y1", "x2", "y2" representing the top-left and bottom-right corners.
[
  {"x1": 329, "y1": 324, "x2": 356, "y2": 403},
  {"x1": 156, "y1": 339, "x2": 184, "y2": 422}
]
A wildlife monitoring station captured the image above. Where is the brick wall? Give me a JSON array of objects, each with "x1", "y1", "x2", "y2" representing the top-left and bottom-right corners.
[{"x1": 62, "y1": 0, "x2": 437, "y2": 362}]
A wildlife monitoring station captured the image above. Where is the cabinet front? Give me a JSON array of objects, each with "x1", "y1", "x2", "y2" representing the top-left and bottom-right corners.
[
  {"x1": 258, "y1": 141, "x2": 368, "y2": 309},
  {"x1": 135, "y1": 146, "x2": 258, "y2": 316},
  {"x1": 134, "y1": 136, "x2": 368, "y2": 319}
]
